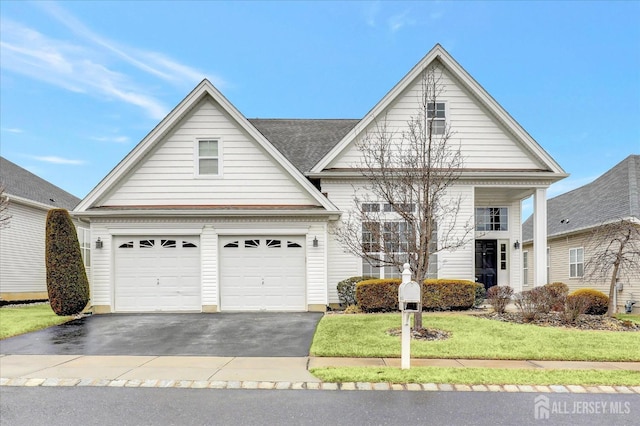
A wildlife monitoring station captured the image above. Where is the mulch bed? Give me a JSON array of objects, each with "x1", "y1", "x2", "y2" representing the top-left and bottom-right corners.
[
  {"x1": 387, "y1": 327, "x2": 451, "y2": 341},
  {"x1": 479, "y1": 312, "x2": 640, "y2": 332}
]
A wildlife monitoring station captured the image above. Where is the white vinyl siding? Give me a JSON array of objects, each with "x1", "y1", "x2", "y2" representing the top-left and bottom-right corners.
[
  {"x1": 102, "y1": 98, "x2": 318, "y2": 207},
  {"x1": 327, "y1": 65, "x2": 543, "y2": 171}
]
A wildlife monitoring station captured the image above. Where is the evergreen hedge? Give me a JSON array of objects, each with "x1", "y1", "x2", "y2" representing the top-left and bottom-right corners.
[{"x1": 45, "y1": 209, "x2": 90, "y2": 316}]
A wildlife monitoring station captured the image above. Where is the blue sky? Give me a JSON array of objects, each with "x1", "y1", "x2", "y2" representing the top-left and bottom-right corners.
[{"x1": 1, "y1": 1, "x2": 639, "y2": 218}]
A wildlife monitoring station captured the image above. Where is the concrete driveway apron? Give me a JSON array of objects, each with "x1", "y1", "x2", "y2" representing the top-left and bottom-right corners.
[{"x1": 0, "y1": 313, "x2": 323, "y2": 357}]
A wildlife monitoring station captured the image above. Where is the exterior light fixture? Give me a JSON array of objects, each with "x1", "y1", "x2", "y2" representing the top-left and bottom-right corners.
[
  {"x1": 95, "y1": 237, "x2": 103, "y2": 249},
  {"x1": 313, "y1": 236, "x2": 318, "y2": 248},
  {"x1": 513, "y1": 240, "x2": 520, "y2": 250}
]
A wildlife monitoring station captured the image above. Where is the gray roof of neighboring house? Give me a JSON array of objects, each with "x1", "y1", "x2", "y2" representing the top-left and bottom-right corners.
[
  {"x1": 0, "y1": 156, "x2": 81, "y2": 210},
  {"x1": 249, "y1": 119, "x2": 359, "y2": 173},
  {"x1": 523, "y1": 154, "x2": 640, "y2": 241}
]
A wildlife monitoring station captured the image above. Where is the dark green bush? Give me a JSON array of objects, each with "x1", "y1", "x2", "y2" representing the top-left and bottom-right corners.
[
  {"x1": 423, "y1": 279, "x2": 477, "y2": 311},
  {"x1": 45, "y1": 209, "x2": 90, "y2": 316},
  {"x1": 355, "y1": 279, "x2": 401, "y2": 312},
  {"x1": 544, "y1": 282, "x2": 569, "y2": 312},
  {"x1": 569, "y1": 288, "x2": 609, "y2": 315},
  {"x1": 337, "y1": 276, "x2": 375, "y2": 307},
  {"x1": 474, "y1": 283, "x2": 486, "y2": 308},
  {"x1": 486, "y1": 285, "x2": 513, "y2": 314}
]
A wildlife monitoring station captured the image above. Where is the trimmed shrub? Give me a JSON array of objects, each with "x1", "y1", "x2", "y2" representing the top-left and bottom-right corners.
[
  {"x1": 486, "y1": 285, "x2": 513, "y2": 314},
  {"x1": 474, "y1": 283, "x2": 486, "y2": 308},
  {"x1": 45, "y1": 209, "x2": 90, "y2": 316},
  {"x1": 337, "y1": 276, "x2": 375, "y2": 307},
  {"x1": 544, "y1": 282, "x2": 569, "y2": 312},
  {"x1": 563, "y1": 293, "x2": 589, "y2": 324},
  {"x1": 355, "y1": 279, "x2": 401, "y2": 312},
  {"x1": 423, "y1": 279, "x2": 477, "y2": 311},
  {"x1": 569, "y1": 289, "x2": 609, "y2": 315}
]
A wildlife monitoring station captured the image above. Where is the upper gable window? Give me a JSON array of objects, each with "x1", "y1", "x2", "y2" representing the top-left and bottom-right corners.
[
  {"x1": 197, "y1": 139, "x2": 220, "y2": 176},
  {"x1": 427, "y1": 102, "x2": 446, "y2": 135}
]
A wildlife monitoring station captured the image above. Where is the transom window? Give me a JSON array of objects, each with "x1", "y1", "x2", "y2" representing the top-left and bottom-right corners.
[
  {"x1": 427, "y1": 102, "x2": 446, "y2": 135},
  {"x1": 475, "y1": 207, "x2": 508, "y2": 231},
  {"x1": 569, "y1": 247, "x2": 584, "y2": 278},
  {"x1": 197, "y1": 139, "x2": 220, "y2": 175}
]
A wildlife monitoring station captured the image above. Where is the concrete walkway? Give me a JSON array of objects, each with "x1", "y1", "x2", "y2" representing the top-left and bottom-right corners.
[{"x1": 1, "y1": 354, "x2": 639, "y2": 394}]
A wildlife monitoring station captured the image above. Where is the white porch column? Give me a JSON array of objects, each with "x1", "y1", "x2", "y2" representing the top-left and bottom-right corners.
[{"x1": 533, "y1": 188, "x2": 548, "y2": 287}]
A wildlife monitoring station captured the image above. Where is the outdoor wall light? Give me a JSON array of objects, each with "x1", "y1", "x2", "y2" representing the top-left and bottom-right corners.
[
  {"x1": 313, "y1": 236, "x2": 319, "y2": 248},
  {"x1": 95, "y1": 237, "x2": 103, "y2": 249},
  {"x1": 513, "y1": 240, "x2": 520, "y2": 250}
]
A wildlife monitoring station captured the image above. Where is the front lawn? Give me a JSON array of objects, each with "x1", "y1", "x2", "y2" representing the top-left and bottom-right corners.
[
  {"x1": 616, "y1": 314, "x2": 640, "y2": 324},
  {"x1": 310, "y1": 313, "x2": 640, "y2": 361},
  {"x1": 311, "y1": 366, "x2": 640, "y2": 386},
  {"x1": 0, "y1": 303, "x2": 72, "y2": 339}
]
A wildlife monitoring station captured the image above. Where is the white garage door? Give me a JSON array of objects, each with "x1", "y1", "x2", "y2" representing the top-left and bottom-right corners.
[
  {"x1": 219, "y1": 236, "x2": 306, "y2": 311},
  {"x1": 115, "y1": 236, "x2": 200, "y2": 312}
]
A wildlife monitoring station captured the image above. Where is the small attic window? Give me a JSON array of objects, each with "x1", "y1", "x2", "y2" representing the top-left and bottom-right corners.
[{"x1": 197, "y1": 139, "x2": 221, "y2": 176}]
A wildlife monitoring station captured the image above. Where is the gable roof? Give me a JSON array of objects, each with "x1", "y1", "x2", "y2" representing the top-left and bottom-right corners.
[
  {"x1": 523, "y1": 154, "x2": 640, "y2": 241},
  {"x1": 0, "y1": 156, "x2": 80, "y2": 210},
  {"x1": 75, "y1": 80, "x2": 341, "y2": 213},
  {"x1": 310, "y1": 44, "x2": 566, "y2": 176},
  {"x1": 249, "y1": 119, "x2": 359, "y2": 173}
]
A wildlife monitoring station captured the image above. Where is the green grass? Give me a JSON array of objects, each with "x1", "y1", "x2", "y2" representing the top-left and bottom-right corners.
[
  {"x1": 0, "y1": 304, "x2": 73, "y2": 339},
  {"x1": 616, "y1": 314, "x2": 640, "y2": 324},
  {"x1": 311, "y1": 366, "x2": 640, "y2": 386},
  {"x1": 310, "y1": 313, "x2": 640, "y2": 361}
]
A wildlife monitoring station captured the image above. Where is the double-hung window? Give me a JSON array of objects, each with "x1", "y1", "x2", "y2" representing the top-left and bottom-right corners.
[
  {"x1": 569, "y1": 247, "x2": 584, "y2": 278},
  {"x1": 427, "y1": 102, "x2": 446, "y2": 135},
  {"x1": 197, "y1": 139, "x2": 220, "y2": 176}
]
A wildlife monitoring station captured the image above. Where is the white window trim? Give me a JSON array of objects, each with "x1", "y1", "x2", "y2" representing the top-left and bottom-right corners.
[
  {"x1": 522, "y1": 250, "x2": 528, "y2": 285},
  {"x1": 427, "y1": 101, "x2": 447, "y2": 136},
  {"x1": 195, "y1": 137, "x2": 223, "y2": 178},
  {"x1": 569, "y1": 247, "x2": 584, "y2": 278}
]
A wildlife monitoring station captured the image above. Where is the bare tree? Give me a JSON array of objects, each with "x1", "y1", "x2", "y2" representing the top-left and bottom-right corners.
[
  {"x1": 0, "y1": 184, "x2": 11, "y2": 230},
  {"x1": 333, "y1": 64, "x2": 473, "y2": 328},
  {"x1": 583, "y1": 219, "x2": 640, "y2": 317}
]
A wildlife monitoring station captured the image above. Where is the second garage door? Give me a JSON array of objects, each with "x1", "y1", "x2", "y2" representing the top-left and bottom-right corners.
[{"x1": 219, "y1": 236, "x2": 306, "y2": 311}]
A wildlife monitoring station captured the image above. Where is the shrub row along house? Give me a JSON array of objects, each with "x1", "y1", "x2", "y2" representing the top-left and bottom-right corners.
[
  {"x1": 0, "y1": 157, "x2": 86, "y2": 301},
  {"x1": 72, "y1": 44, "x2": 567, "y2": 313},
  {"x1": 523, "y1": 155, "x2": 640, "y2": 314}
]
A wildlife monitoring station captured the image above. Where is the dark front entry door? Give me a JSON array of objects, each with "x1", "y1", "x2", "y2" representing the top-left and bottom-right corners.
[{"x1": 475, "y1": 240, "x2": 497, "y2": 291}]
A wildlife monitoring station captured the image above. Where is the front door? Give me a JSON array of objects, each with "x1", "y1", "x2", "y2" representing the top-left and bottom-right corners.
[{"x1": 475, "y1": 240, "x2": 497, "y2": 291}]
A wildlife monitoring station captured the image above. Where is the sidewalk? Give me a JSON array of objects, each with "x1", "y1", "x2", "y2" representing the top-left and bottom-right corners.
[{"x1": 1, "y1": 354, "x2": 639, "y2": 393}]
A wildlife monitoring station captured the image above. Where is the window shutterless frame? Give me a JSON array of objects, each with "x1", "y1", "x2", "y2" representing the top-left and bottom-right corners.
[{"x1": 195, "y1": 138, "x2": 223, "y2": 177}]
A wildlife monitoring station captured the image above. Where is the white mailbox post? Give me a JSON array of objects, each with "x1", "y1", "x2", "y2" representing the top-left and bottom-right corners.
[{"x1": 398, "y1": 263, "x2": 421, "y2": 369}]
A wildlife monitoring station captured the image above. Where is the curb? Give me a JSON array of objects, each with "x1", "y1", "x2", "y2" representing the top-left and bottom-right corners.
[{"x1": 1, "y1": 378, "x2": 638, "y2": 394}]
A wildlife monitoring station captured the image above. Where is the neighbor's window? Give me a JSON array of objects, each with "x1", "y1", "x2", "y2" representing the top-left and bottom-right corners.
[
  {"x1": 77, "y1": 227, "x2": 91, "y2": 268},
  {"x1": 198, "y1": 139, "x2": 220, "y2": 175},
  {"x1": 427, "y1": 102, "x2": 446, "y2": 135},
  {"x1": 522, "y1": 251, "x2": 528, "y2": 285},
  {"x1": 475, "y1": 207, "x2": 508, "y2": 231},
  {"x1": 569, "y1": 247, "x2": 584, "y2": 278}
]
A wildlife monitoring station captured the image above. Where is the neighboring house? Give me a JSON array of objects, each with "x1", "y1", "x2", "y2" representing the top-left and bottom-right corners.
[
  {"x1": 0, "y1": 157, "x2": 86, "y2": 301},
  {"x1": 522, "y1": 154, "x2": 640, "y2": 313},
  {"x1": 74, "y1": 44, "x2": 566, "y2": 313}
]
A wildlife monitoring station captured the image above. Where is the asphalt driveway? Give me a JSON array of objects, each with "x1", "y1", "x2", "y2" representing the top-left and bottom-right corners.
[{"x1": 0, "y1": 313, "x2": 323, "y2": 357}]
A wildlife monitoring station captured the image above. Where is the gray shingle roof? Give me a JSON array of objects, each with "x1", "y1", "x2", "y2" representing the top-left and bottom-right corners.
[
  {"x1": 523, "y1": 154, "x2": 640, "y2": 241},
  {"x1": 0, "y1": 157, "x2": 81, "y2": 210},
  {"x1": 249, "y1": 119, "x2": 359, "y2": 173}
]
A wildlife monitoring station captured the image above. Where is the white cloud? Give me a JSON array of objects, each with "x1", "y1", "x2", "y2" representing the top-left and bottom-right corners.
[
  {"x1": 388, "y1": 11, "x2": 415, "y2": 33},
  {"x1": 0, "y1": 3, "x2": 225, "y2": 119},
  {"x1": 91, "y1": 135, "x2": 130, "y2": 144},
  {"x1": 364, "y1": 1, "x2": 381, "y2": 27},
  {"x1": 2, "y1": 127, "x2": 23, "y2": 133},
  {"x1": 32, "y1": 156, "x2": 86, "y2": 165}
]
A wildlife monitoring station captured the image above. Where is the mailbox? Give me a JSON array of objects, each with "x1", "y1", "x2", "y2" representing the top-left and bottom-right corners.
[{"x1": 398, "y1": 280, "x2": 421, "y2": 312}]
